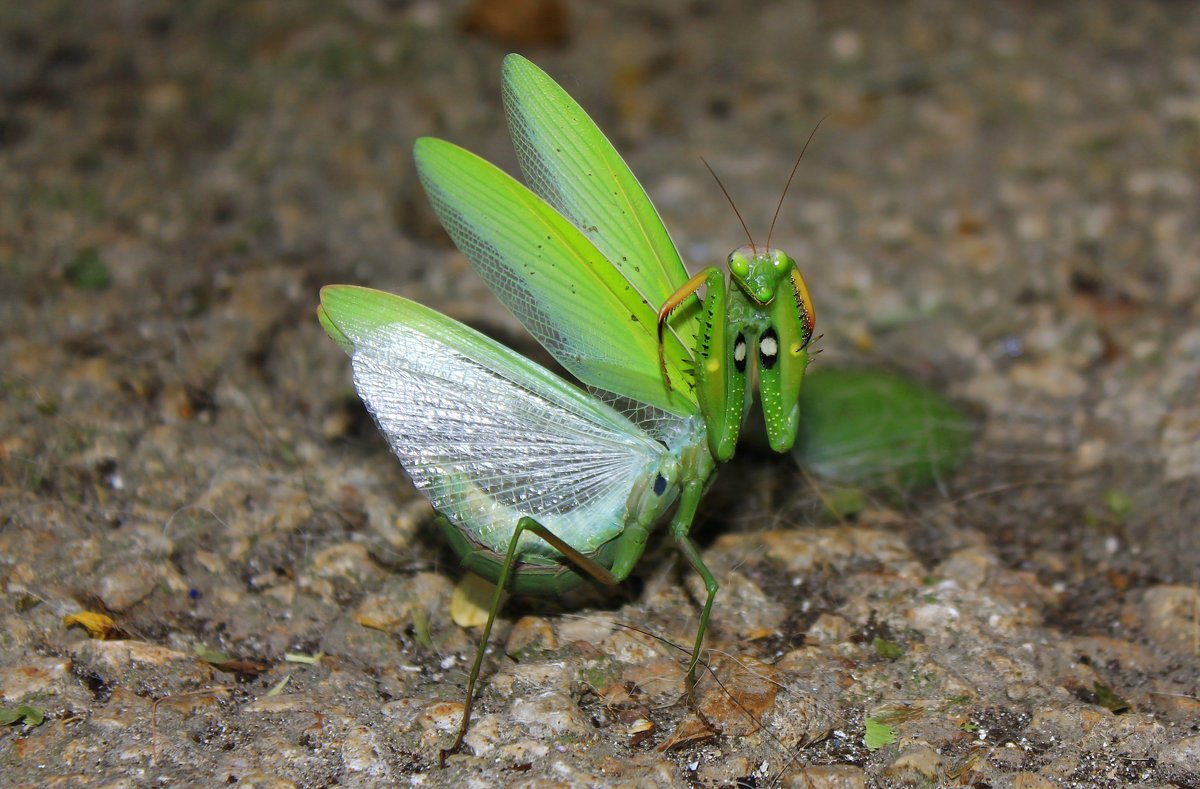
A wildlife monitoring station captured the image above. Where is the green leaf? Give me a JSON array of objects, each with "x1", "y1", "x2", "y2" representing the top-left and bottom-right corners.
[
  {"x1": 265, "y1": 675, "x2": 291, "y2": 697},
  {"x1": 872, "y1": 636, "x2": 904, "y2": 660},
  {"x1": 1102, "y1": 490, "x2": 1132, "y2": 520},
  {"x1": 195, "y1": 644, "x2": 231, "y2": 664},
  {"x1": 793, "y1": 369, "x2": 973, "y2": 490},
  {"x1": 824, "y1": 486, "x2": 867, "y2": 519},
  {"x1": 283, "y1": 652, "x2": 324, "y2": 664},
  {"x1": 65, "y1": 248, "x2": 112, "y2": 291},
  {"x1": 1093, "y1": 681, "x2": 1131, "y2": 714},
  {"x1": 864, "y1": 717, "x2": 898, "y2": 750},
  {"x1": 411, "y1": 607, "x2": 432, "y2": 648},
  {"x1": 0, "y1": 705, "x2": 45, "y2": 726}
]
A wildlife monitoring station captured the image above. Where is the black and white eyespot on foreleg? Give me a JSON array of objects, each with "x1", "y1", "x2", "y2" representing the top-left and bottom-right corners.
[
  {"x1": 733, "y1": 332, "x2": 748, "y2": 373},
  {"x1": 759, "y1": 327, "x2": 779, "y2": 370}
]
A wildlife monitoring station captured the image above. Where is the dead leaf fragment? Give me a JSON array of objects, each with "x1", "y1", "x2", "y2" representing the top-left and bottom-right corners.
[
  {"x1": 695, "y1": 655, "x2": 781, "y2": 736},
  {"x1": 63, "y1": 611, "x2": 117, "y2": 639},
  {"x1": 450, "y1": 572, "x2": 498, "y2": 629},
  {"x1": 657, "y1": 714, "x2": 714, "y2": 751},
  {"x1": 462, "y1": 0, "x2": 569, "y2": 46}
]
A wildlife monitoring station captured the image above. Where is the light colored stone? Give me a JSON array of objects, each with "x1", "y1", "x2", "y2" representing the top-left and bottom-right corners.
[
  {"x1": 504, "y1": 615, "x2": 557, "y2": 657},
  {"x1": 1156, "y1": 733, "x2": 1200, "y2": 778},
  {"x1": 488, "y1": 659, "x2": 573, "y2": 698},
  {"x1": 0, "y1": 657, "x2": 72, "y2": 702},
  {"x1": 95, "y1": 560, "x2": 165, "y2": 610},
  {"x1": 934, "y1": 549, "x2": 994, "y2": 590},
  {"x1": 510, "y1": 691, "x2": 594, "y2": 740},
  {"x1": 883, "y1": 744, "x2": 943, "y2": 783},
  {"x1": 1010, "y1": 774, "x2": 1058, "y2": 789},
  {"x1": 1139, "y1": 585, "x2": 1200, "y2": 655},
  {"x1": 303, "y1": 542, "x2": 385, "y2": 588},
  {"x1": 781, "y1": 764, "x2": 867, "y2": 789},
  {"x1": 687, "y1": 567, "x2": 787, "y2": 638},
  {"x1": 234, "y1": 772, "x2": 299, "y2": 789},
  {"x1": 340, "y1": 724, "x2": 392, "y2": 783},
  {"x1": 70, "y1": 639, "x2": 209, "y2": 674},
  {"x1": 806, "y1": 613, "x2": 855, "y2": 645}
]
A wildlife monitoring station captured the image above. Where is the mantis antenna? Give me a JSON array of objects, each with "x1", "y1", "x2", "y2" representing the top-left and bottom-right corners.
[{"x1": 766, "y1": 114, "x2": 829, "y2": 250}]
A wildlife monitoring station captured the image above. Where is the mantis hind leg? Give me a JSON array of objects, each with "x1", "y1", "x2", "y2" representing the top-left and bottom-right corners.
[
  {"x1": 441, "y1": 517, "x2": 619, "y2": 764},
  {"x1": 666, "y1": 457, "x2": 719, "y2": 706},
  {"x1": 675, "y1": 534, "x2": 718, "y2": 695}
]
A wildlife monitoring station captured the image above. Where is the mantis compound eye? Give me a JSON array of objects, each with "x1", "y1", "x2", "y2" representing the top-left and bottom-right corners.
[{"x1": 729, "y1": 252, "x2": 750, "y2": 277}]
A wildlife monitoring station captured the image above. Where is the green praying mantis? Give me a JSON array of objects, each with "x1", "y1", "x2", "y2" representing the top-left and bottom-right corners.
[{"x1": 317, "y1": 54, "x2": 816, "y2": 760}]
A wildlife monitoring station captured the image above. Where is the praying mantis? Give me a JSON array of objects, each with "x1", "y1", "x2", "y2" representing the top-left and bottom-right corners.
[{"x1": 318, "y1": 54, "x2": 816, "y2": 759}]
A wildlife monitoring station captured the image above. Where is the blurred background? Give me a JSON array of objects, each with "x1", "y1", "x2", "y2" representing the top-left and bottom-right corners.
[{"x1": 2, "y1": 1, "x2": 1198, "y2": 785}]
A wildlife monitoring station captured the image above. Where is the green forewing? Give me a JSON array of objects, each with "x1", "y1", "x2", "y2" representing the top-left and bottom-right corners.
[
  {"x1": 414, "y1": 137, "x2": 697, "y2": 416},
  {"x1": 501, "y1": 54, "x2": 699, "y2": 348},
  {"x1": 318, "y1": 285, "x2": 672, "y2": 561}
]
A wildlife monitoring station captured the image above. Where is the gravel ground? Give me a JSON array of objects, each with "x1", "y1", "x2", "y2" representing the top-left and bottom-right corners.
[{"x1": 2, "y1": 1, "x2": 1198, "y2": 787}]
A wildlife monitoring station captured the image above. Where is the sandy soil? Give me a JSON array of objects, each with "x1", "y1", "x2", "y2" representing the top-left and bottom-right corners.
[{"x1": 2, "y1": 2, "x2": 1197, "y2": 786}]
